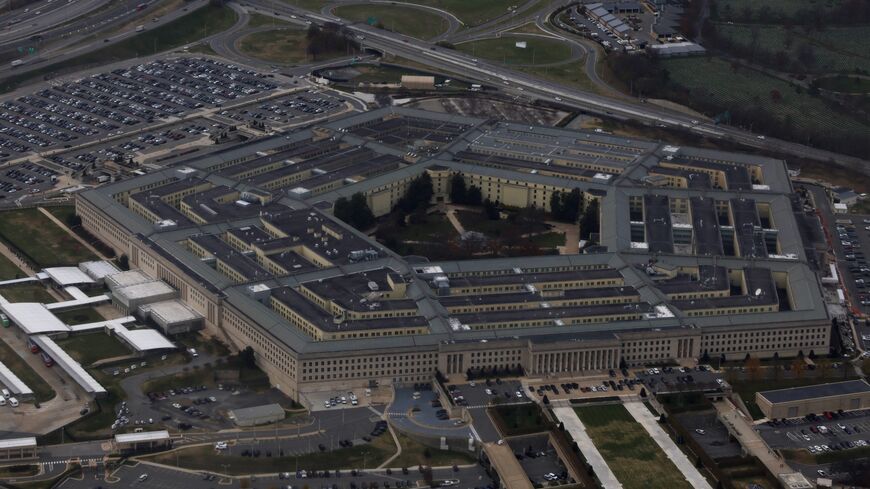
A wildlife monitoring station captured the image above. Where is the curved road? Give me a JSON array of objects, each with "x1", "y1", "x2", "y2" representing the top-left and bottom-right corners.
[{"x1": 322, "y1": 0, "x2": 462, "y2": 42}]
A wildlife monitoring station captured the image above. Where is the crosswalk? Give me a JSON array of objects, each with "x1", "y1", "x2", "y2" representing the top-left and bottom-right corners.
[{"x1": 41, "y1": 457, "x2": 103, "y2": 472}]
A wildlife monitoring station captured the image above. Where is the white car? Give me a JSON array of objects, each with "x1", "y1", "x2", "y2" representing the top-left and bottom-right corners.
[
  {"x1": 138, "y1": 474, "x2": 149, "y2": 482},
  {"x1": 515, "y1": 391, "x2": 523, "y2": 398},
  {"x1": 215, "y1": 441, "x2": 228, "y2": 450},
  {"x1": 8, "y1": 397, "x2": 17, "y2": 407},
  {"x1": 485, "y1": 388, "x2": 492, "y2": 395},
  {"x1": 757, "y1": 135, "x2": 766, "y2": 140}
]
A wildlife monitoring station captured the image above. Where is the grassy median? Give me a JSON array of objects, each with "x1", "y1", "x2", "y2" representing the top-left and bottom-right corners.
[{"x1": 574, "y1": 404, "x2": 692, "y2": 489}]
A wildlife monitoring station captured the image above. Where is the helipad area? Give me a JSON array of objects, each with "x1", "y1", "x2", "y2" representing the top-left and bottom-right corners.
[{"x1": 0, "y1": 302, "x2": 69, "y2": 334}]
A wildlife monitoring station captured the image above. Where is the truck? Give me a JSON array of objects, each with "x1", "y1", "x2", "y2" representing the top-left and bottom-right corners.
[
  {"x1": 837, "y1": 288, "x2": 846, "y2": 306},
  {"x1": 10, "y1": 59, "x2": 23, "y2": 68},
  {"x1": 136, "y1": 25, "x2": 144, "y2": 32}
]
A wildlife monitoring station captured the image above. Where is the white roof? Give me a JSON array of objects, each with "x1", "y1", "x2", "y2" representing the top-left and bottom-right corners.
[
  {"x1": 114, "y1": 430, "x2": 170, "y2": 444},
  {"x1": 30, "y1": 335, "x2": 105, "y2": 394},
  {"x1": 106, "y1": 270, "x2": 152, "y2": 290},
  {"x1": 79, "y1": 261, "x2": 121, "y2": 280},
  {"x1": 44, "y1": 294, "x2": 110, "y2": 311},
  {"x1": 0, "y1": 303, "x2": 69, "y2": 334},
  {"x1": 113, "y1": 326, "x2": 175, "y2": 351},
  {"x1": 0, "y1": 361, "x2": 33, "y2": 396},
  {"x1": 114, "y1": 281, "x2": 176, "y2": 302},
  {"x1": 0, "y1": 437, "x2": 36, "y2": 449},
  {"x1": 42, "y1": 267, "x2": 95, "y2": 286},
  {"x1": 139, "y1": 300, "x2": 202, "y2": 324}
]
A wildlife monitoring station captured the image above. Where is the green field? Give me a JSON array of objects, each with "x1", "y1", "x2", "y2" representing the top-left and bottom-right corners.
[
  {"x1": 390, "y1": 431, "x2": 477, "y2": 468},
  {"x1": 816, "y1": 75, "x2": 870, "y2": 92},
  {"x1": 146, "y1": 433, "x2": 397, "y2": 474},
  {"x1": 574, "y1": 404, "x2": 692, "y2": 489},
  {"x1": 0, "y1": 4, "x2": 238, "y2": 94},
  {"x1": 660, "y1": 57, "x2": 870, "y2": 140},
  {"x1": 0, "y1": 208, "x2": 96, "y2": 268},
  {"x1": 409, "y1": 0, "x2": 517, "y2": 27},
  {"x1": 239, "y1": 29, "x2": 314, "y2": 64},
  {"x1": 52, "y1": 308, "x2": 104, "y2": 326},
  {"x1": 55, "y1": 333, "x2": 131, "y2": 366},
  {"x1": 0, "y1": 337, "x2": 55, "y2": 403},
  {"x1": 333, "y1": 5, "x2": 448, "y2": 40},
  {"x1": 530, "y1": 231, "x2": 566, "y2": 248},
  {"x1": 0, "y1": 283, "x2": 56, "y2": 303},
  {"x1": 280, "y1": 0, "x2": 330, "y2": 10},
  {"x1": 489, "y1": 403, "x2": 552, "y2": 436},
  {"x1": 713, "y1": 0, "x2": 843, "y2": 21},
  {"x1": 0, "y1": 253, "x2": 23, "y2": 280},
  {"x1": 456, "y1": 36, "x2": 573, "y2": 65},
  {"x1": 713, "y1": 23, "x2": 870, "y2": 74}
]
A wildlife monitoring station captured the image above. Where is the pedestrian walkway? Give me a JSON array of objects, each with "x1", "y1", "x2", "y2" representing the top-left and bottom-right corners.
[
  {"x1": 713, "y1": 399, "x2": 794, "y2": 476},
  {"x1": 623, "y1": 401, "x2": 712, "y2": 489},
  {"x1": 552, "y1": 406, "x2": 622, "y2": 489}
]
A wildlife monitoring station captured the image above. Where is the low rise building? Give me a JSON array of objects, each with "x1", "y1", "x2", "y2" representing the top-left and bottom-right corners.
[{"x1": 756, "y1": 380, "x2": 870, "y2": 419}]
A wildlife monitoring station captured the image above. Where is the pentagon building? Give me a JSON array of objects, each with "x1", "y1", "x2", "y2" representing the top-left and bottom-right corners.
[{"x1": 76, "y1": 107, "x2": 829, "y2": 400}]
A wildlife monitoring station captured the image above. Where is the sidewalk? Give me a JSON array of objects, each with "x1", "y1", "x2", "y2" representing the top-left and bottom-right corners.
[
  {"x1": 623, "y1": 401, "x2": 712, "y2": 489},
  {"x1": 552, "y1": 406, "x2": 622, "y2": 489}
]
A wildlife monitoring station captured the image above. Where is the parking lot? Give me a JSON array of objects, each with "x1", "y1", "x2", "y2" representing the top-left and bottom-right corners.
[
  {"x1": 757, "y1": 409, "x2": 870, "y2": 454},
  {"x1": 49, "y1": 118, "x2": 232, "y2": 173},
  {"x1": 506, "y1": 434, "x2": 568, "y2": 485},
  {"x1": 215, "y1": 91, "x2": 346, "y2": 128},
  {"x1": 674, "y1": 412, "x2": 743, "y2": 460},
  {"x1": 447, "y1": 379, "x2": 525, "y2": 408},
  {"x1": 0, "y1": 57, "x2": 279, "y2": 161},
  {"x1": 635, "y1": 365, "x2": 724, "y2": 395},
  {"x1": 0, "y1": 161, "x2": 59, "y2": 200}
]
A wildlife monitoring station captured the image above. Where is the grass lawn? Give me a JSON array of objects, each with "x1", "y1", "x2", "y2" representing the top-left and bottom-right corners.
[
  {"x1": 0, "y1": 208, "x2": 96, "y2": 268},
  {"x1": 247, "y1": 12, "x2": 293, "y2": 28},
  {"x1": 280, "y1": 0, "x2": 330, "y2": 10},
  {"x1": 456, "y1": 36, "x2": 573, "y2": 65},
  {"x1": 186, "y1": 42, "x2": 218, "y2": 56},
  {"x1": 333, "y1": 5, "x2": 448, "y2": 40},
  {"x1": 660, "y1": 56, "x2": 870, "y2": 143},
  {"x1": 55, "y1": 333, "x2": 131, "y2": 366},
  {"x1": 712, "y1": 23, "x2": 870, "y2": 74},
  {"x1": 0, "y1": 4, "x2": 238, "y2": 94},
  {"x1": 392, "y1": 212, "x2": 458, "y2": 243},
  {"x1": 530, "y1": 231, "x2": 566, "y2": 248},
  {"x1": 489, "y1": 403, "x2": 552, "y2": 437},
  {"x1": 146, "y1": 432, "x2": 397, "y2": 474},
  {"x1": 574, "y1": 404, "x2": 692, "y2": 489},
  {"x1": 0, "y1": 253, "x2": 23, "y2": 280},
  {"x1": 410, "y1": 0, "x2": 517, "y2": 27},
  {"x1": 0, "y1": 283, "x2": 56, "y2": 303},
  {"x1": 239, "y1": 28, "x2": 354, "y2": 64},
  {"x1": 46, "y1": 206, "x2": 76, "y2": 226},
  {"x1": 0, "y1": 465, "x2": 39, "y2": 478},
  {"x1": 713, "y1": 0, "x2": 843, "y2": 21},
  {"x1": 815, "y1": 75, "x2": 870, "y2": 93},
  {"x1": 52, "y1": 308, "x2": 104, "y2": 326},
  {"x1": 456, "y1": 210, "x2": 550, "y2": 238},
  {"x1": 390, "y1": 431, "x2": 477, "y2": 468},
  {"x1": 516, "y1": 62, "x2": 604, "y2": 95},
  {"x1": 0, "y1": 337, "x2": 55, "y2": 403}
]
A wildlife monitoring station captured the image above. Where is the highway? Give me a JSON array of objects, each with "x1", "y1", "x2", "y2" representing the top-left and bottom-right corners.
[{"x1": 243, "y1": 0, "x2": 870, "y2": 175}]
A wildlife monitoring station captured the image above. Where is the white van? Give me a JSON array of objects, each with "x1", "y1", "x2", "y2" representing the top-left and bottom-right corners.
[
  {"x1": 9, "y1": 397, "x2": 18, "y2": 407},
  {"x1": 1, "y1": 388, "x2": 9, "y2": 398},
  {"x1": 0, "y1": 398, "x2": 6, "y2": 406}
]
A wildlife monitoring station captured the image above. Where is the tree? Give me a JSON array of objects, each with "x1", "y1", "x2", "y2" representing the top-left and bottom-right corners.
[
  {"x1": 483, "y1": 199, "x2": 499, "y2": 220},
  {"x1": 770, "y1": 89, "x2": 782, "y2": 103},
  {"x1": 746, "y1": 355, "x2": 762, "y2": 381},
  {"x1": 449, "y1": 174, "x2": 467, "y2": 203},
  {"x1": 639, "y1": 387, "x2": 647, "y2": 398},
  {"x1": 334, "y1": 193, "x2": 375, "y2": 230},
  {"x1": 118, "y1": 254, "x2": 129, "y2": 270},
  {"x1": 466, "y1": 185, "x2": 483, "y2": 206},
  {"x1": 792, "y1": 357, "x2": 806, "y2": 379},
  {"x1": 542, "y1": 395, "x2": 550, "y2": 405},
  {"x1": 240, "y1": 346, "x2": 256, "y2": 369}
]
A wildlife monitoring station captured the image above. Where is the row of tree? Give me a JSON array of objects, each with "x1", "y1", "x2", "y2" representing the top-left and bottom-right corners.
[
  {"x1": 449, "y1": 174, "x2": 482, "y2": 206},
  {"x1": 711, "y1": 0, "x2": 870, "y2": 27},
  {"x1": 306, "y1": 23, "x2": 360, "y2": 61},
  {"x1": 549, "y1": 189, "x2": 584, "y2": 223},
  {"x1": 333, "y1": 193, "x2": 376, "y2": 231}
]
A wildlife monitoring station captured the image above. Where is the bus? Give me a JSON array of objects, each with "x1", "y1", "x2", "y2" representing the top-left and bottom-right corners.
[
  {"x1": 27, "y1": 338, "x2": 39, "y2": 354},
  {"x1": 40, "y1": 352, "x2": 53, "y2": 367}
]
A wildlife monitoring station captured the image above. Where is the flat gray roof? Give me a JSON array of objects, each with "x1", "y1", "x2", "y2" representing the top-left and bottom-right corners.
[{"x1": 759, "y1": 380, "x2": 870, "y2": 404}]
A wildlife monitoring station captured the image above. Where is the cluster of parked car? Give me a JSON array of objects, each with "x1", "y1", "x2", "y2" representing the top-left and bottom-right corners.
[
  {"x1": 0, "y1": 388, "x2": 19, "y2": 408},
  {"x1": 323, "y1": 391, "x2": 358, "y2": 408}
]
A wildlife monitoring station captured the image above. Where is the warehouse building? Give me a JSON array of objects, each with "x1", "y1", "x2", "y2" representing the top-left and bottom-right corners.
[
  {"x1": 756, "y1": 380, "x2": 870, "y2": 419},
  {"x1": 229, "y1": 403, "x2": 285, "y2": 427},
  {"x1": 138, "y1": 300, "x2": 204, "y2": 335}
]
